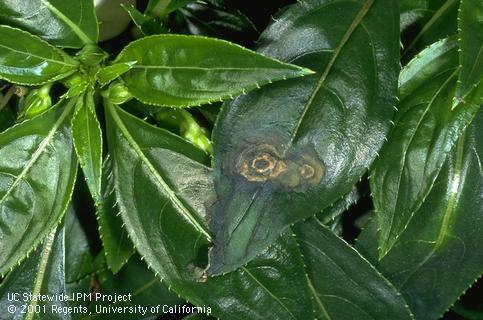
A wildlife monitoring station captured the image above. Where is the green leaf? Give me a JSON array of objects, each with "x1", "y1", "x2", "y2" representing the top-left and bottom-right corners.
[
  {"x1": 0, "y1": 226, "x2": 69, "y2": 319},
  {"x1": 293, "y1": 218, "x2": 413, "y2": 320},
  {"x1": 146, "y1": 0, "x2": 194, "y2": 17},
  {"x1": 65, "y1": 204, "x2": 96, "y2": 283},
  {"x1": 71, "y1": 91, "x2": 103, "y2": 203},
  {"x1": 115, "y1": 34, "x2": 314, "y2": 107},
  {"x1": 455, "y1": 0, "x2": 483, "y2": 102},
  {"x1": 0, "y1": 25, "x2": 78, "y2": 85},
  {"x1": 0, "y1": 98, "x2": 78, "y2": 276},
  {"x1": 372, "y1": 37, "x2": 482, "y2": 258},
  {"x1": 208, "y1": 0, "x2": 400, "y2": 275},
  {"x1": 105, "y1": 102, "x2": 313, "y2": 320},
  {"x1": 177, "y1": 3, "x2": 258, "y2": 44},
  {"x1": 357, "y1": 108, "x2": 483, "y2": 320},
  {"x1": 82, "y1": 255, "x2": 182, "y2": 320},
  {"x1": 0, "y1": 0, "x2": 98, "y2": 48},
  {"x1": 96, "y1": 62, "x2": 137, "y2": 87},
  {"x1": 400, "y1": 0, "x2": 459, "y2": 62},
  {"x1": 96, "y1": 157, "x2": 134, "y2": 274},
  {"x1": 183, "y1": 314, "x2": 214, "y2": 320}
]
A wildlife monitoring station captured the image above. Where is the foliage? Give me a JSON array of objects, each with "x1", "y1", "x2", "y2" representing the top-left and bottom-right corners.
[{"x1": 0, "y1": 0, "x2": 481, "y2": 319}]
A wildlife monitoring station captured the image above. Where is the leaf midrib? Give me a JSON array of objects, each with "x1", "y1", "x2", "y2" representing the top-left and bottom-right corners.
[
  {"x1": 285, "y1": 0, "x2": 375, "y2": 151},
  {"x1": 25, "y1": 227, "x2": 57, "y2": 320},
  {"x1": 0, "y1": 43, "x2": 77, "y2": 67},
  {"x1": 0, "y1": 98, "x2": 76, "y2": 206},
  {"x1": 107, "y1": 102, "x2": 212, "y2": 240},
  {"x1": 378, "y1": 68, "x2": 459, "y2": 257},
  {"x1": 40, "y1": 0, "x2": 93, "y2": 45}
]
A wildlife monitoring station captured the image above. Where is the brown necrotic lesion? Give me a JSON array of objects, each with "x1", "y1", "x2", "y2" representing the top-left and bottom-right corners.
[{"x1": 236, "y1": 144, "x2": 325, "y2": 190}]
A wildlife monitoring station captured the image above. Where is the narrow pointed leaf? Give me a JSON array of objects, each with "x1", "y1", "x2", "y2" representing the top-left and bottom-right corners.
[
  {"x1": 96, "y1": 157, "x2": 134, "y2": 274},
  {"x1": 0, "y1": 0, "x2": 98, "y2": 48},
  {"x1": 105, "y1": 102, "x2": 313, "y2": 320},
  {"x1": 0, "y1": 226, "x2": 69, "y2": 320},
  {"x1": 208, "y1": 0, "x2": 399, "y2": 274},
  {"x1": 115, "y1": 34, "x2": 314, "y2": 107},
  {"x1": 0, "y1": 25, "x2": 78, "y2": 85},
  {"x1": 293, "y1": 218, "x2": 413, "y2": 320},
  {"x1": 357, "y1": 108, "x2": 483, "y2": 320},
  {"x1": 71, "y1": 91, "x2": 103, "y2": 203},
  {"x1": 455, "y1": 0, "x2": 483, "y2": 102},
  {"x1": 96, "y1": 62, "x2": 137, "y2": 87},
  {"x1": 146, "y1": 0, "x2": 194, "y2": 17},
  {"x1": 372, "y1": 38, "x2": 482, "y2": 257},
  {"x1": 0, "y1": 98, "x2": 77, "y2": 276}
]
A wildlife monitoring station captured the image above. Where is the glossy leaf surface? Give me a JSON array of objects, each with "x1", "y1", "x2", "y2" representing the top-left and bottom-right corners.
[
  {"x1": 372, "y1": 38, "x2": 482, "y2": 257},
  {"x1": 115, "y1": 34, "x2": 313, "y2": 107},
  {"x1": 455, "y1": 0, "x2": 483, "y2": 101},
  {"x1": 208, "y1": 0, "x2": 399, "y2": 274},
  {"x1": 105, "y1": 103, "x2": 313, "y2": 320},
  {"x1": 0, "y1": 26, "x2": 78, "y2": 85},
  {"x1": 96, "y1": 157, "x2": 134, "y2": 274},
  {"x1": 0, "y1": 99, "x2": 77, "y2": 275},
  {"x1": 293, "y1": 218, "x2": 413, "y2": 320},
  {"x1": 0, "y1": 226, "x2": 69, "y2": 320},
  {"x1": 357, "y1": 109, "x2": 483, "y2": 319},
  {"x1": 71, "y1": 91, "x2": 103, "y2": 203},
  {"x1": 400, "y1": 0, "x2": 458, "y2": 62},
  {"x1": 64, "y1": 205, "x2": 96, "y2": 283},
  {"x1": 0, "y1": 0, "x2": 98, "y2": 48},
  {"x1": 96, "y1": 62, "x2": 136, "y2": 87}
]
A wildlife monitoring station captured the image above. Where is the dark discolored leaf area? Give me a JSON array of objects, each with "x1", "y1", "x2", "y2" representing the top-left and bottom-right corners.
[
  {"x1": 208, "y1": 0, "x2": 399, "y2": 275},
  {"x1": 0, "y1": 226, "x2": 69, "y2": 320},
  {"x1": 357, "y1": 108, "x2": 483, "y2": 320},
  {"x1": 105, "y1": 102, "x2": 313, "y2": 320},
  {"x1": 0, "y1": 99, "x2": 77, "y2": 276},
  {"x1": 371, "y1": 38, "x2": 482, "y2": 257},
  {"x1": 0, "y1": 25, "x2": 78, "y2": 85},
  {"x1": 115, "y1": 34, "x2": 313, "y2": 107},
  {"x1": 0, "y1": 0, "x2": 98, "y2": 48},
  {"x1": 293, "y1": 218, "x2": 413, "y2": 320}
]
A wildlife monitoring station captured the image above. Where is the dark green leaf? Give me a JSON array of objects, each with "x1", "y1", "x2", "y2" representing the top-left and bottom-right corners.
[
  {"x1": 71, "y1": 91, "x2": 103, "y2": 203},
  {"x1": 357, "y1": 108, "x2": 483, "y2": 320},
  {"x1": 115, "y1": 34, "x2": 313, "y2": 107},
  {"x1": 0, "y1": 98, "x2": 78, "y2": 275},
  {"x1": 96, "y1": 157, "x2": 134, "y2": 274},
  {"x1": 455, "y1": 0, "x2": 483, "y2": 102},
  {"x1": 183, "y1": 314, "x2": 214, "y2": 320},
  {"x1": 65, "y1": 205, "x2": 96, "y2": 283},
  {"x1": 293, "y1": 218, "x2": 413, "y2": 320},
  {"x1": 371, "y1": 38, "x2": 482, "y2": 257},
  {"x1": 400, "y1": 0, "x2": 458, "y2": 62},
  {"x1": 82, "y1": 255, "x2": 182, "y2": 320},
  {"x1": 122, "y1": 4, "x2": 168, "y2": 36},
  {"x1": 0, "y1": 106, "x2": 15, "y2": 132},
  {"x1": 208, "y1": 0, "x2": 399, "y2": 274},
  {"x1": 0, "y1": 25, "x2": 78, "y2": 85},
  {"x1": 0, "y1": 0, "x2": 98, "y2": 48},
  {"x1": 177, "y1": 3, "x2": 257, "y2": 44},
  {"x1": 105, "y1": 102, "x2": 313, "y2": 320},
  {"x1": 0, "y1": 226, "x2": 69, "y2": 319},
  {"x1": 146, "y1": 0, "x2": 194, "y2": 17}
]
